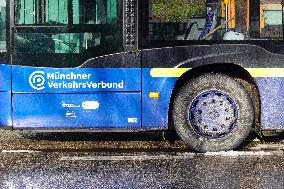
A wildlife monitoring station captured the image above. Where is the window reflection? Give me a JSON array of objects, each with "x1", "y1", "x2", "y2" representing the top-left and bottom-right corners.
[
  {"x1": 73, "y1": 0, "x2": 117, "y2": 24},
  {"x1": 15, "y1": 0, "x2": 118, "y2": 25},
  {"x1": 13, "y1": 0, "x2": 122, "y2": 67},
  {"x1": 14, "y1": 0, "x2": 122, "y2": 56},
  {"x1": 146, "y1": 0, "x2": 283, "y2": 41},
  {"x1": 0, "y1": 0, "x2": 5, "y2": 52},
  {"x1": 15, "y1": 32, "x2": 102, "y2": 53},
  {"x1": 15, "y1": 0, "x2": 68, "y2": 24}
]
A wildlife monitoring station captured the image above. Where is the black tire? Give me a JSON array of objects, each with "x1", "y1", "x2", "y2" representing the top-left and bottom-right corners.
[{"x1": 172, "y1": 74, "x2": 254, "y2": 152}]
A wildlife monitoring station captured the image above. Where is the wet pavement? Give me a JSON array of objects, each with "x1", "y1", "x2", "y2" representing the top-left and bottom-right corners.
[{"x1": 0, "y1": 130, "x2": 284, "y2": 188}]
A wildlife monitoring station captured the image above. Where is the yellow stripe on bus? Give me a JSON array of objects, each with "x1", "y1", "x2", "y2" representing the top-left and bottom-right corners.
[
  {"x1": 150, "y1": 68, "x2": 191, "y2": 78},
  {"x1": 150, "y1": 68, "x2": 284, "y2": 78},
  {"x1": 245, "y1": 68, "x2": 284, "y2": 77}
]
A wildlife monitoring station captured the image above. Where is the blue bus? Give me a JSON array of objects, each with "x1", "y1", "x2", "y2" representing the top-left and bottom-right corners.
[{"x1": 0, "y1": 0, "x2": 282, "y2": 152}]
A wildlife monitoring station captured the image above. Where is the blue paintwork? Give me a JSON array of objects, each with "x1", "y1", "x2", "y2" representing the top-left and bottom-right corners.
[
  {"x1": 12, "y1": 66, "x2": 141, "y2": 93},
  {"x1": 188, "y1": 90, "x2": 238, "y2": 138},
  {"x1": 11, "y1": 66, "x2": 141, "y2": 128},
  {"x1": 0, "y1": 92, "x2": 12, "y2": 126},
  {"x1": 255, "y1": 78, "x2": 284, "y2": 129},
  {"x1": 13, "y1": 93, "x2": 141, "y2": 128},
  {"x1": 141, "y1": 69, "x2": 284, "y2": 130},
  {"x1": 141, "y1": 68, "x2": 176, "y2": 129},
  {"x1": 0, "y1": 64, "x2": 12, "y2": 127},
  {"x1": 0, "y1": 64, "x2": 11, "y2": 92},
  {"x1": 0, "y1": 64, "x2": 282, "y2": 130}
]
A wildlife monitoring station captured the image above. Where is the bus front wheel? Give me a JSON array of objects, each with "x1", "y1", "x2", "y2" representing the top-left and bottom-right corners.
[{"x1": 172, "y1": 74, "x2": 254, "y2": 152}]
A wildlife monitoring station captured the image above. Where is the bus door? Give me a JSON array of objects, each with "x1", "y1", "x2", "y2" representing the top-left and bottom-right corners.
[{"x1": 11, "y1": 0, "x2": 141, "y2": 129}]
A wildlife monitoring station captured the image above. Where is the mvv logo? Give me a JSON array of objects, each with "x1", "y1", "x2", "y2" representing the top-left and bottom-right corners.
[{"x1": 29, "y1": 71, "x2": 45, "y2": 90}]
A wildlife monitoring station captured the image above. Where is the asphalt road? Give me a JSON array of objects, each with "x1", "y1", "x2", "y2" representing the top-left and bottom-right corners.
[{"x1": 0, "y1": 130, "x2": 284, "y2": 189}]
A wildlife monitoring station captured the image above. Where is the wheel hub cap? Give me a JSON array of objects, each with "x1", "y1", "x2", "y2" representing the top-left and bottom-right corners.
[{"x1": 189, "y1": 90, "x2": 238, "y2": 138}]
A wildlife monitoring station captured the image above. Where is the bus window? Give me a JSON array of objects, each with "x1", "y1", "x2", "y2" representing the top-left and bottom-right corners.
[
  {"x1": 144, "y1": 0, "x2": 283, "y2": 41},
  {"x1": 147, "y1": 0, "x2": 208, "y2": 41},
  {"x1": 14, "y1": 32, "x2": 103, "y2": 53},
  {"x1": 260, "y1": 0, "x2": 283, "y2": 39},
  {"x1": 0, "y1": 0, "x2": 5, "y2": 52},
  {"x1": 13, "y1": 0, "x2": 123, "y2": 67},
  {"x1": 15, "y1": 0, "x2": 119, "y2": 25},
  {"x1": 15, "y1": 0, "x2": 68, "y2": 24},
  {"x1": 72, "y1": 0, "x2": 118, "y2": 24}
]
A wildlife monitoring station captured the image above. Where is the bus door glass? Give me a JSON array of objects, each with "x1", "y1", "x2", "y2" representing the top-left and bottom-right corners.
[
  {"x1": 142, "y1": 0, "x2": 283, "y2": 42},
  {"x1": 11, "y1": 0, "x2": 141, "y2": 129}
]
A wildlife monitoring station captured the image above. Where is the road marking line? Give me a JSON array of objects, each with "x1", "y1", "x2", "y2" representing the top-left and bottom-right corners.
[
  {"x1": 60, "y1": 153, "x2": 196, "y2": 161},
  {"x1": 251, "y1": 144, "x2": 284, "y2": 150},
  {"x1": 1, "y1": 150, "x2": 41, "y2": 153},
  {"x1": 59, "y1": 151, "x2": 283, "y2": 161},
  {"x1": 204, "y1": 151, "x2": 283, "y2": 156}
]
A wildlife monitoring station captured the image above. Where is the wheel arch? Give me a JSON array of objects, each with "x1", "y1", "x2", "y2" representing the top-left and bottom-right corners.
[{"x1": 168, "y1": 63, "x2": 261, "y2": 133}]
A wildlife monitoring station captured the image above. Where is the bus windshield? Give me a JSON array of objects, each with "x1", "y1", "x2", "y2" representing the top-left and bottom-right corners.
[{"x1": 144, "y1": 0, "x2": 283, "y2": 41}]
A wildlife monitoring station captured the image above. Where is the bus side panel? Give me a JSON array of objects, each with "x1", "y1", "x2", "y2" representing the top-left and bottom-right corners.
[
  {"x1": 256, "y1": 78, "x2": 284, "y2": 129},
  {"x1": 142, "y1": 68, "x2": 284, "y2": 130},
  {"x1": 0, "y1": 64, "x2": 11, "y2": 91},
  {"x1": 13, "y1": 93, "x2": 141, "y2": 129},
  {"x1": 0, "y1": 92, "x2": 12, "y2": 126},
  {"x1": 142, "y1": 68, "x2": 176, "y2": 129},
  {"x1": 11, "y1": 66, "x2": 141, "y2": 129},
  {"x1": 0, "y1": 64, "x2": 12, "y2": 126},
  {"x1": 12, "y1": 66, "x2": 141, "y2": 93}
]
